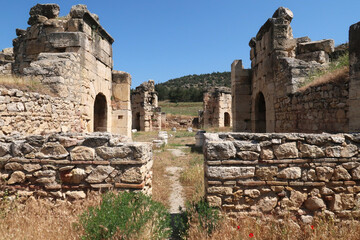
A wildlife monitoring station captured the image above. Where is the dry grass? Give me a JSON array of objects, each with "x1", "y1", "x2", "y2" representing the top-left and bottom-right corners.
[
  {"x1": 0, "y1": 75, "x2": 55, "y2": 96},
  {"x1": 187, "y1": 214, "x2": 360, "y2": 240},
  {"x1": 297, "y1": 66, "x2": 349, "y2": 92},
  {"x1": 0, "y1": 193, "x2": 102, "y2": 240}
]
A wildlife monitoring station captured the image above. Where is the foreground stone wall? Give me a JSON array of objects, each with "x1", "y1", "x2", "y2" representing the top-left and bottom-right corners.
[
  {"x1": 204, "y1": 132, "x2": 360, "y2": 220},
  {"x1": 0, "y1": 132, "x2": 152, "y2": 200},
  {"x1": 0, "y1": 87, "x2": 88, "y2": 136}
]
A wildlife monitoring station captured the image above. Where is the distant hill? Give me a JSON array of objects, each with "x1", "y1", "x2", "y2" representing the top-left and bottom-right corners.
[{"x1": 155, "y1": 71, "x2": 231, "y2": 102}]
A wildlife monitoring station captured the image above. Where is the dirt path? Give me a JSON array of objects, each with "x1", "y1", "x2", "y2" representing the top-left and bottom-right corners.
[{"x1": 165, "y1": 166, "x2": 185, "y2": 213}]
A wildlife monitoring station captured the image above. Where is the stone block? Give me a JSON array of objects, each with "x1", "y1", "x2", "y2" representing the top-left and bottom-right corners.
[
  {"x1": 273, "y1": 142, "x2": 298, "y2": 159},
  {"x1": 298, "y1": 39, "x2": 334, "y2": 54},
  {"x1": 277, "y1": 167, "x2": 301, "y2": 179},
  {"x1": 70, "y1": 146, "x2": 95, "y2": 161},
  {"x1": 48, "y1": 32, "x2": 86, "y2": 49},
  {"x1": 204, "y1": 141, "x2": 236, "y2": 160},
  {"x1": 206, "y1": 166, "x2": 255, "y2": 179}
]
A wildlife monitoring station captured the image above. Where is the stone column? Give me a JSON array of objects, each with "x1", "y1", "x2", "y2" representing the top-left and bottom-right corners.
[
  {"x1": 349, "y1": 22, "x2": 360, "y2": 132},
  {"x1": 231, "y1": 60, "x2": 252, "y2": 132}
]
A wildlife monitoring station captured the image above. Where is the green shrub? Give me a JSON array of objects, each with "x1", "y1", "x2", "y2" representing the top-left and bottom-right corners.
[
  {"x1": 173, "y1": 199, "x2": 220, "y2": 239},
  {"x1": 79, "y1": 192, "x2": 171, "y2": 240}
]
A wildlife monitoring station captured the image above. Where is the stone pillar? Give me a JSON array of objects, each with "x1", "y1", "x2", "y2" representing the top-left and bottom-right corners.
[
  {"x1": 231, "y1": 60, "x2": 252, "y2": 132},
  {"x1": 349, "y1": 22, "x2": 360, "y2": 132},
  {"x1": 111, "y1": 71, "x2": 132, "y2": 137}
]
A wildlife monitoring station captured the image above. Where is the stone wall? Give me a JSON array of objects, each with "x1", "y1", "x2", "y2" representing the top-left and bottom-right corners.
[
  {"x1": 0, "y1": 48, "x2": 14, "y2": 75},
  {"x1": 204, "y1": 132, "x2": 360, "y2": 220},
  {"x1": 275, "y1": 79, "x2": 349, "y2": 133},
  {"x1": 0, "y1": 87, "x2": 88, "y2": 136},
  {"x1": 131, "y1": 80, "x2": 161, "y2": 132},
  {"x1": 0, "y1": 132, "x2": 152, "y2": 200},
  {"x1": 6, "y1": 4, "x2": 132, "y2": 137},
  {"x1": 203, "y1": 87, "x2": 232, "y2": 128},
  {"x1": 231, "y1": 7, "x2": 343, "y2": 134}
]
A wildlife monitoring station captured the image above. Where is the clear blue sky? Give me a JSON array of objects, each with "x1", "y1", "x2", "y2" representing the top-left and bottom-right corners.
[{"x1": 0, "y1": 1, "x2": 359, "y2": 88}]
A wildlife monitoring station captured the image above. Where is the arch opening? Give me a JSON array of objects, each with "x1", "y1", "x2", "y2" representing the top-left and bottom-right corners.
[
  {"x1": 255, "y1": 92, "x2": 266, "y2": 133},
  {"x1": 94, "y1": 93, "x2": 107, "y2": 132},
  {"x1": 224, "y1": 112, "x2": 231, "y2": 127}
]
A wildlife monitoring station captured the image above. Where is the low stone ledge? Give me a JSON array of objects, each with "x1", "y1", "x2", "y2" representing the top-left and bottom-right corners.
[
  {"x1": 204, "y1": 132, "x2": 360, "y2": 220},
  {"x1": 0, "y1": 132, "x2": 153, "y2": 199}
]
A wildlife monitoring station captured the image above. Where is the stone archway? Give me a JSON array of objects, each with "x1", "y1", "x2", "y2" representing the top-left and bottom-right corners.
[
  {"x1": 224, "y1": 112, "x2": 231, "y2": 127},
  {"x1": 255, "y1": 92, "x2": 266, "y2": 132},
  {"x1": 94, "y1": 93, "x2": 107, "y2": 132}
]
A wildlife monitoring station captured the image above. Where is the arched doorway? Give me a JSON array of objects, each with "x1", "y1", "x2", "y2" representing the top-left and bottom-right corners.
[
  {"x1": 94, "y1": 93, "x2": 107, "y2": 132},
  {"x1": 255, "y1": 92, "x2": 266, "y2": 132},
  {"x1": 224, "y1": 112, "x2": 231, "y2": 127}
]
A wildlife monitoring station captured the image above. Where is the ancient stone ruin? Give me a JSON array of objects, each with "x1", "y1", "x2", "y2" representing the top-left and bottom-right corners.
[
  {"x1": 231, "y1": 7, "x2": 349, "y2": 133},
  {"x1": 0, "y1": 4, "x2": 150, "y2": 198},
  {"x1": 0, "y1": 3, "x2": 131, "y2": 137},
  {"x1": 202, "y1": 87, "x2": 232, "y2": 128},
  {"x1": 131, "y1": 80, "x2": 162, "y2": 132},
  {"x1": 204, "y1": 132, "x2": 360, "y2": 220}
]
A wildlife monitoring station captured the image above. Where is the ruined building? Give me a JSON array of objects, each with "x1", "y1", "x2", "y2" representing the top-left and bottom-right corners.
[
  {"x1": 131, "y1": 80, "x2": 162, "y2": 131},
  {"x1": 232, "y1": 7, "x2": 350, "y2": 133},
  {"x1": 202, "y1": 87, "x2": 232, "y2": 128},
  {"x1": 0, "y1": 4, "x2": 131, "y2": 137}
]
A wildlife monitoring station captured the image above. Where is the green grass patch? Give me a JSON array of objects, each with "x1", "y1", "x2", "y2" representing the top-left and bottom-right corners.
[
  {"x1": 159, "y1": 101, "x2": 202, "y2": 116},
  {"x1": 299, "y1": 51, "x2": 349, "y2": 88}
]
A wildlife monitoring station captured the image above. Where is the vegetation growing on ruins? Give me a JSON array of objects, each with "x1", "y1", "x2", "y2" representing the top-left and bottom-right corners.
[
  {"x1": 155, "y1": 71, "x2": 230, "y2": 102},
  {"x1": 299, "y1": 51, "x2": 349, "y2": 91},
  {"x1": 0, "y1": 75, "x2": 55, "y2": 96}
]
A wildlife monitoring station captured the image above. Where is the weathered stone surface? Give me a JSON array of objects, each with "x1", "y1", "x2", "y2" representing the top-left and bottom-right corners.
[
  {"x1": 316, "y1": 166, "x2": 334, "y2": 182},
  {"x1": 29, "y1": 4, "x2": 60, "y2": 19},
  {"x1": 260, "y1": 147, "x2": 274, "y2": 160},
  {"x1": 352, "y1": 166, "x2": 360, "y2": 179},
  {"x1": 233, "y1": 141, "x2": 260, "y2": 152},
  {"x1": 325, "y1": 146, "x2": 342, "y2": 157},
  {"x1": 257, "y1": 195, "x2": 278, "y2": 213},
  {"x1": 61, "y1": 168, "x2": 86, "y2": 184},
  {"x1": 206, "y1": 166, "x2": 255, "y2": 179},
  {"x1": 290, "y1": 190, "x2": 307, "y2": 209},
  {"x1": 8, "y1": 171, "x2": 25, "y2": 184},
  {"x1": 70, "y1": 146, "x2": 95, "y2": 161},
  {"x1": 66, "y1": 190, "x2": 86, "y2": 200},
  {"x1": 340, "y1": 144, "x2": 358, "y2": 157},
  {"x1": 277, "y1": 167, "x2": 301, "y2": 179},
  {"x1": 86, "y1": 165, "x2": 114, "y2": 183},
  {"x1": 244, "y1": 189, "x2": 260, "y2": 198},
  {"x1": 33, "y1": 170, "x2": 56, "y2": 177},
  {"x1": 5, "y1": 162, "x2": 24, "y2": 171},
  {"x1": 255, "y1": 166, "x2": 278, "y2": 180},
  {"x1": 298, "y1": 39, "x2": 334, "y2": 54},
  {"x1": 208, "y1": 186, "x2": 233, "y2": 195},
  {"x1": 120, "y1": 167, "x2": 143, "y2": 183},
  {"x1": 96, "y1": 146, "x2": 132, "y2": 159},
  {"x1": 0, "y1": 142, "x2": 11, "y2": 157},
  {"x1": 207, "y1": 195, "x2": 221, "y2": 207},
  {"x1": 299, "y1": 143, "x2": 324, "y2": 158},
  {"x1": 83, "y1": 135, "x2": 110, "y2": 148},
  {"x1": 205, "y1": 141, "x2": 236, "y2": 160},
  {"x1": 69, "y1": 4, "x2": 88, "y2": 18},
  {"x1": 237, "y1": 151, "x2": 259, "y2": 160},
  {"x1": 272, "y1": 7, "x2": 293, "y2": 23},
  {"x1": 273, "y1": 142, "x2": 298, "y2": 159},
  {"x1": 332, "y1": 166, "x2": 351, "y2": 180},
  {"x1": 304, "y1": 197, "x2": 326, "y2": 211},
  {"x1": 40, "y1": 143, "x2": 68, "y2": 159}
]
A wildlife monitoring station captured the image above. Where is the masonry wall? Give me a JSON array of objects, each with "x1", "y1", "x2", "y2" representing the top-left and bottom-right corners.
[
  {"x1": 0, "y1": 87, "x2": 88, "y2": 136},
  {"x1": 275, "y1": 79, "x2": 349, "y2": 133},
  {"x1": 0, "y1": 132, "x2": 152, "y2": 200},
  {"x1": 204, "y1": 132, "x2": 360, "y2": 220},
  {"x1": 203, "y1": 88, "x2": 232, "y2": 128}
]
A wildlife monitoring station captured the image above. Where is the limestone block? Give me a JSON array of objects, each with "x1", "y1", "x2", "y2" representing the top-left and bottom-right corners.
[
  {"x1": 5, "y1": 163, "x2": 24, "y2": 171},
  {"x1": 23, "y1": 164, "x2": 42, "y2": 173},
  {"x1": 120, "y1": 167, "x2": 144, "y2": 183},
  {"x1": 260, "y1": 147, "x2": 274, "y2": 160},
  {"x1": 325, "y1": 146, "x2": 343, "y2": 157},
  {"x1": 304, "y1": 197, "x2": 326, "y2": 211},
  {"x1": 341, "y1": 144, "x2": 358, "y2": 157},
  {"x1": 208, "y1": 186, "x2": 233, "y2": 195},
  {"x1": 48, "y1": 32, "x2": 86, "y2": 49},
  {"x1": 207, "y1": 195, "x2": 221, "y2": 207},
  {"x1": 29, "y1": 4, "x2": 60, "y2": 19},
  {"x1": 204, "y1": 141, "x2": 236, "y2": 160},
  {"x1": 296, "y1": 51, "x2": 328, "y2": 64},
  {"x1": 273, "y1": 142, "x2": 298, "y2": 159},
  {"x1": 316, "y1": 166, "x2": 334, "y2": 182},
  {"x1": 206, "y1": 166, "x2": 255, "y2": 179},
  {"x1": 298, "y1": 143, "x2": 324, "y2": 158},
  {"x1": 7, "y1": 171, "x2": 25, "y2": 185},
  {"x1": 244, "y1": 189, "x2": 261, "y2": 198},
  {"x1": 233, "y1": 141, "x2": 261, "y2": 152},
  {"x1": 256, "y1": 195, "x2": 278, "y2": 213},
  {"x1": 40, "y1": 142, "x2": 69, "y2": 159},
  {"x1": 332, "y1": 166, "x2": 351, "y2": 180},
  {"x1": 290, "y1": 190, "x2": 307, "y2": 209},
  {"x1": 277, "y1": 167, "x2": 301, "y2": 179},
  {"x1": 66, "y1": 190, "x2": 86, "y2": 200},
  {"x1": 351, "y1": 166, "x2": 360, "y2": 179},
  {"x1": 69, "y1": 4, "x2": 88, "y2": 18},
  {"x1": 96, "y1": 146, "x2": 131, "y2": 160},
  {"x1": 61, "y1": 168, "x2": 86, "y2": 184},
  {"x1": 237, "y1": 151, "x2": 259, "y2": 160},
  {"x1": 86, "y1": 165, "x2": 114, "y2": 183},
  {"x1": 298, "y1": 39, "x2": 334, "y2": 54},
  {"x1": 255, "y1": 167, "x2": 278, "y2": 180},
  {"x1": 34, "y1": 170, "x2": 56, "y2": 177},
  {"x1": 70, "y1": 146, "x2": 95, "y2": 161}
]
